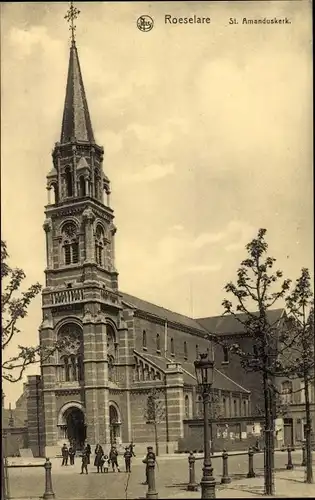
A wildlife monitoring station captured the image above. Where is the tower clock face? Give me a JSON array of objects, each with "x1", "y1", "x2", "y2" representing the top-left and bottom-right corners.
[{"x1": 64, "y1": 223, "x2": 76, "y2": 238}]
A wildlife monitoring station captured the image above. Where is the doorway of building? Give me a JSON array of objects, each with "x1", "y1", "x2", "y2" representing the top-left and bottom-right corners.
[
  {"x1": 64, "y1": 407, "x2": 86, "y2": 450},
  {"x1": 109, "y1": 404, "x2": 121, "y2": 445}
]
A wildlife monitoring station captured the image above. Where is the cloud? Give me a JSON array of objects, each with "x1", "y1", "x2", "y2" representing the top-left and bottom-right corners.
[{"x1": 124, "y1": 163, "x2": 175, "y2": 183}]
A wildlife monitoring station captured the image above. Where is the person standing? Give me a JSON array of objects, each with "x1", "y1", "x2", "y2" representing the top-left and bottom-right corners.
[
  {"x1": 94, "y1": 443, "x2": 104, "y2": 473},
  {"x1": 80, "y1": 450, "x2": 88, "y2": 475},
  {"x1": 61, "y1": 443, "x2": 69, "y2": 466},
  {"x1": 142, "y1": 446, "x2": 156, "y2": 485},
  {"x1": 124, "y1": 447, "x2": 132, "y2": 473},
  {"x1": 85, "y1": 443, "x2": 91, "y2": 464},
  {"x1": 69, "y1": 445, "x2": 76, "y2": 465},
  {"x1": 129, "y1": 441, "x2": 136, "y2": 457},
  {"x1": 109, "y1": 445, "x2": 120, "y2": 472}
]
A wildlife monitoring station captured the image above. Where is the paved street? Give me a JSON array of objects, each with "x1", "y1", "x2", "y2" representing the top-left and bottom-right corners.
[{"x1": 6, "y1": 450, "x2": 312, "y2": 499}]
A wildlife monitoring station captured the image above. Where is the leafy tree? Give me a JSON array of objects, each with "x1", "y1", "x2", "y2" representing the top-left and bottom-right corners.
[
  {"x1": 144, "y1": 388, "x2": 165, "y2": 456},
  {"x1": 214, "y1": 228, "x2": 291, "y2": 496},
  {"x1": 278, "y1": 268, "x2": 314, "y2": 483},
  {"x1": 1, "y1": 240, "x2": 64, "y2": 383}
]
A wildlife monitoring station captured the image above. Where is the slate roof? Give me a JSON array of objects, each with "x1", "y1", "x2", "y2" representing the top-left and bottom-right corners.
[
  {"x1": 137, "y1": 352, "x2": 249, "y2": 393},
  {"x1": 60, "y1": 41, "x2": 95, "y2": 144},
  {"x1": 196, "y1": 309, "x2": 285, "y2": 336},
  {"x1": 121, "y1": 292, "x2": 208, "y2": 333}
]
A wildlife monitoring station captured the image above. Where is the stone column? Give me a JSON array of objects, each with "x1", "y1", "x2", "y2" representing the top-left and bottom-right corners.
[
  {"x1": 43, "y1": 218, "x2": 53, "y2": 269},
  {"x1": 83, "y1": 305, "x2": 99, "y2": 445},
  {"x1": 82, "y1": 207, "x2": 95, "y2": 263},
  {"x1": 165, "y1": 362, "x2": 185, "y2": 450}
]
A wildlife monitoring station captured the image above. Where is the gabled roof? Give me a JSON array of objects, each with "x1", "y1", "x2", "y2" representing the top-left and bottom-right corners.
[
  {"x1": 121, "y1": 292, "x2": 208, "y2": 333},
  {"x1": 197, "y1": 309, "x2": 285, "y2": 336},
  {"x1": 60, "y1": 41, "x2": 95, "y2": 144},
  {"x1": 135, "y1": 352, "x2": 249, "y2": 394},
  {"x1": 179, "y1": 360, "x2": 249, "y2": 393}
]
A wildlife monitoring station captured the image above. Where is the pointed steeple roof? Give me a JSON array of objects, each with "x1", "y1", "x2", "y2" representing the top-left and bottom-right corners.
[{"x1": 60, "y1": 41, "x2": 95, "y2": 144}]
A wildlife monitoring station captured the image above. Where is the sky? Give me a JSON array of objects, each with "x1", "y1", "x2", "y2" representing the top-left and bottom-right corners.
[{"x1": 1, "y1": 1, "x2": 313, "y2": 406}]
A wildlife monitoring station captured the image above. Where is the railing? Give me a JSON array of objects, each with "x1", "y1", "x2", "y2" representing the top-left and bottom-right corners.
[
  {"x1": 4, "y1": 458, "x2": 55, "y2": 500},
  {"x1": 51, "y1": 288, "x2": 84, "y2": 305}
]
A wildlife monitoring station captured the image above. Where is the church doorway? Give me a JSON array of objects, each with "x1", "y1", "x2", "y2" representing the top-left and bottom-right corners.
[
  {"x1": 109, "y1": 404, "x2": 121, "y2": 446},
  {"x1": 63, "y1": 407, "x2": 86, "y2": 450}
]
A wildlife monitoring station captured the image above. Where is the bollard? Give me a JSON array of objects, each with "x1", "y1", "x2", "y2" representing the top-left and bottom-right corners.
[
  {"x1": 187, "y1": 452, "x2": 198, "y2": 491},
  {"x1": 286, "y1": 445, "x2": 294, "y2": 470},
  {"x1": 221, "y1": 449, "x2": 231, "y2": 484},
  {"x1": 247, "y1": 447, "x2": 255, "y2": 478},
  {"x1": 146, "y1": 456, "x2": 158, "y2": 500},
  {"x1": 301, "y1": 445, "x2": 306, "y2": 467},
  {"x1": 43, "y1": 458, "x2": 55, "y2": 499}
]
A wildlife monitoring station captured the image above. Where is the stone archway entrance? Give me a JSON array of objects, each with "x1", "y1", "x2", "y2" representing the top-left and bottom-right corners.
[
  {"x1": 58, "y1": 403, "x2": 86, "y2": 450},
  {"x1": 109, "y1": 404, "x2": 121, "y2": 446},
  {"x1": 64, "y1": 407, "x2": 86, "y2": 449}
]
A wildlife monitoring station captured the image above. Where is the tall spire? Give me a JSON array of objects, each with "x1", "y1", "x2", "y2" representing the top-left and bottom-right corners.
[{"x1": 61, "y1": 3, "x2": 95, "y2": 144}]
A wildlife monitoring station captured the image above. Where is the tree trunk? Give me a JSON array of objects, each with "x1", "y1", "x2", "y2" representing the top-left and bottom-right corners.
[
  {"x1": 304, "y1": 376, "x2": 313, "y2": 483},
  {"x1": 263, "y1": 370, "x2": 274, "y2": 495},
  {"x1": 154, "y1": 422, "x2": 159, "y2": 457}
]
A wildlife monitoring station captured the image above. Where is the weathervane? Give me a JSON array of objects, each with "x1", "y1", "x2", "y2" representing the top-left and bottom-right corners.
[{"x1": 64, "y1": 1, "x2": 81, "y2": 44}]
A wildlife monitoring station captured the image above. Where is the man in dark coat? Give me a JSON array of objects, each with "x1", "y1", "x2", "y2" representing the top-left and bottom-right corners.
[
  {"x1": 80, "y1": 450, "x2": 89, "y2": 474},
  {"x1": 69, "y1": 445, "x2": 76, "y2": 465},
  {"x1": 109, "y1": 445, "x2": 120, "y2": 472},
  {"x1": 124, "y1": 447, "x2": 132, "y2": 473},
  {"x1": 94, "y1": 444, "x2": 104, "y2": 473},
  {"x1": 142, "y1": 446, "x2": 156, "y2": 485},
  {"x1": 61, "y1": 443, "x2": 69, "y2": 466}
]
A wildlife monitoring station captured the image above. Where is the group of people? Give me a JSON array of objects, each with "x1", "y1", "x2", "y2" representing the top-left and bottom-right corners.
[{"x1": 61, "y1": 441, "x2": 136, "y2": 474}]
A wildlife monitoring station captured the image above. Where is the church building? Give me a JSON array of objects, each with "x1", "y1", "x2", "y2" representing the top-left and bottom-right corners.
[{"x1": 24, "y1": 23, "x2": 256, "y2": 458}]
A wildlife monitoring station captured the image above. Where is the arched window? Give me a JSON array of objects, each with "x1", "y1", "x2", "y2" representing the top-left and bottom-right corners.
[
  {"x1": 222, "y1": 398, "x2": 226, "y2": 417},
  {"x1": 58, "y1": 323, "x2": 83, "y2": 383},
  {"x1": 77, "y1": 355, "x2": 84, "y2": 382},
  {"x1": 223, "y1": 346, "x2": 229, "y2": 363},
  {"x1": 95, "y1": 225, "x2": 105, "y2": 266},
  {"x1": 108, "y1": 355, "x2": 115, "y2": 381},
  {"x1": 155, "y1": 372, "x2": 161, "y2": 380},
  {"x1": 281, "y1": 381, "x2": 293, "y2": 404},
  {"x1": 94, "y1": 168, "x2": 100, "y2": 199},
  {"x1": 170, "y1": 338, "x2": 174, "y2": 355},
  {"x1": 184, "y1": 341, "x2": 188, "y2": 360},
  {"x1": 197, "y1": 395, "x2": 203, "y2": 417},
  {"x1": 65, "y1": 166, "x2": 73, "y2": 197},
  {"x1": 79, "y1": 176, "x2": 86, "y2": 197},
  {"x1": 156, "y1": 333, "x2": 160, "y2": 352},
  {"x1": 185, "y1": 395, "x2": 190, "y2": 418},
  {"x1": 147, "y1": 395, "x2": 156, "y2": 421},
  {"x1": 62, "y1": 222, "x2": 79, "y2": 265},
  {"x1": 142, "y1": 330, "x2": 147, "y2": 349},
  {"x1": 51, "y1": 182, "x2": 59, "y2": 204},
  {"x1": 233, "y1": 399, "x2": 237, "y2": 416},
  {"x1": 243, "y1": 400, "x2": 247, "y2": 416}
]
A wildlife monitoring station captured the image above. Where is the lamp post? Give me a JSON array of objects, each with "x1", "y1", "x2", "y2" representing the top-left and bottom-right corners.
[{"x1": 194, "y1": 352, "x2": 216, "y2": 499}]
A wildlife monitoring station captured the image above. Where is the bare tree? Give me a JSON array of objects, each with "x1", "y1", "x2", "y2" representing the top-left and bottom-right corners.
[
  {"x1": 144, "y1": 388, "x2": 165, "y2": 456},
  {"x1": 278, "y1": 268, "x2": 314, "y2": 483},
  {"x1": 214, "y1": 228, "x2": 291, "y2": 496},
  {"x1": 1, "y1": 240, "x2": 66, "y2": 383}
]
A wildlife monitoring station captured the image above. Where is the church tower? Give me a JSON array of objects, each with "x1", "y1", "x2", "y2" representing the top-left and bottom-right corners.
[{"x1": 39, "y1": 5, "x2": 129, "y2": 455}]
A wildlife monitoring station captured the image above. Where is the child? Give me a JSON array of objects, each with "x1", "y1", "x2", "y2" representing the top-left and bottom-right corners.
[
  {"x1": 124, "y1": 447, "x2": 132, "y2": 473},
  {"x1": 109, "y1": 445, "x2": 120, "y2": 472},
  {"x1": 100, "y1": 454, "x2": 109, "y2": 473}
]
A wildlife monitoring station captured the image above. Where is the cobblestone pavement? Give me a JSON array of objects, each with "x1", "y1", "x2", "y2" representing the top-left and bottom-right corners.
[{"x1": 6, "y1": 450, "x2": 312, "y2": 499}]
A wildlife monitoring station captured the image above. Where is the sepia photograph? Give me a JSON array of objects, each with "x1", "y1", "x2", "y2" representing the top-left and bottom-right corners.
[{"x1": 1, "y1": 1, "x2": 313, "y2": 498}]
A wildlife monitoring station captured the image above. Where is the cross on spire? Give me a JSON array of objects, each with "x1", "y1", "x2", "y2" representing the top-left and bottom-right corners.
[{"x1": 64, "y1": 1, "x2": 81, "y2": 44}]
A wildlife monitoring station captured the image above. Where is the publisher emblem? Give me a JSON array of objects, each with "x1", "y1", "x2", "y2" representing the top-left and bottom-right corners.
[{"x1": 137, "y1": 15, "x2": 154, "y2": 32}]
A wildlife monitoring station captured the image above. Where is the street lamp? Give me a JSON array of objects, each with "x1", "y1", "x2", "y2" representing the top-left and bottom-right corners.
[{"x1": 194, "y1": 352, "x2": 216, "y2": 499}]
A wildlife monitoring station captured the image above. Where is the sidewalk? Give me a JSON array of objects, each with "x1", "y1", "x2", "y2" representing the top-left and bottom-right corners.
[{"x1": 164, "y1": 467, "x2": 315, "y2": 498}]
